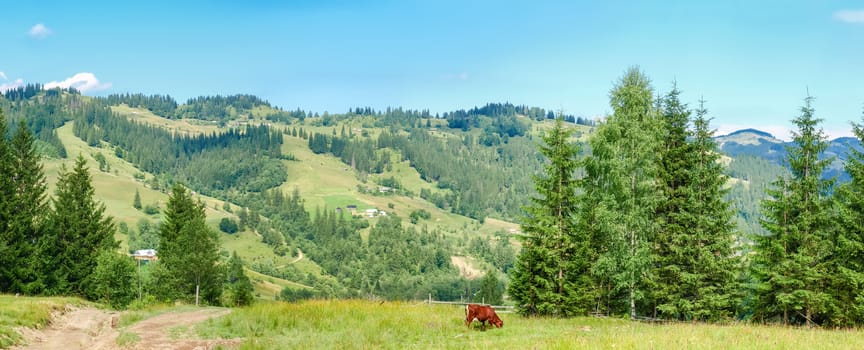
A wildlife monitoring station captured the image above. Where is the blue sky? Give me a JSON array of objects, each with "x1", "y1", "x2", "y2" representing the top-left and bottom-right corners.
[{"x1": 2, "y1": 0, "x2": 864, "y2": 139}]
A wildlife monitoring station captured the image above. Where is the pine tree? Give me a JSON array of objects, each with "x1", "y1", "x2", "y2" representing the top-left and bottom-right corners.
[
  {"x1": 831, "y1": 109, "x2": 864, "y2": 326},
  {"x1": 41, "y1": 155, "x2": 117, "y2": 297},
  {"x1": 653, "y1": 93, "x2": 740, "y2": 321},
  {"x1": 751, "y1": 96, "x2": 834, "y2": 326},
  {"x1": 227, "y1": 252, "x2": 253, "y2": 306},
  {"x1": 508, "y1": 116, "x2": 586, "y2": 316},
  {"x1": 0, "y1": 110, "x2": 17, "y2": 293},
  {"x1": 154, "y1": 184, "x2": 223, "y2": 305},
  {"x1": 7, "y1": 120, "x2": 48, "y2": 294},
  {"x1": 582, "y1": 67, "x2": 663, "y2": 319},
  {"x1": 133, "y1": 189, "x2": 142, "y2": 210},
  {"x1": 478, "y1": 269, "x2": 503, "y2": 305}
]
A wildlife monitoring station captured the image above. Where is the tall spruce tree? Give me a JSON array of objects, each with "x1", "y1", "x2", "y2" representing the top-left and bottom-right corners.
[
  {"x1": 7, "y1": 121, "x2": 48, "y2": 294},
  {"x1": 831, "y1": 109, "x2": 864, "y2": 326},
  {"x1": 653, "y1": 93, "x2": 739, "y2": 321},
  {"x1": 41, "y1": 155, "x2": 117, "y2": 297},
  {"x1": 582, "y1": 67, "x2": 663, "y2": 319},
  {"x1": 0, "y1": 110, "x2": 17, "y2": 293},
  {"x1": 751, "y1": 96, "x2": 834, "y2": 326},
  {"x1": 153, "y1": 184, "x2": 223, "y2": 305},
  {"x1": 508, "y1": 116, "x2": 585, "y2": 316}
]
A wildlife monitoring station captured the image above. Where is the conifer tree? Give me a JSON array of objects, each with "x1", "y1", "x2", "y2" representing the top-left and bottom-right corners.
[
  {"x1": 227, "y1": 252, "x2": 253, "y2": 306},
  {"x1": 133, "y1": 188, "x2": 142, "y2": 210},
  {"x1": 478, "y1": 269, "x2": 503, "y2": 305},
  {"x1": 153, "y1": 184, "x2": 223, "y2": 305},
  {"x1": 751, "y1": 96, "x2": 834, "y2": 326},
  {"x1": 8, "y1": 121, "x2": 48, "y2": 294},
  {"x1": 653, "y1": 93, "x2": 739, "y2": 321},
  {"x1": 509, "y1": 116, "x2": 585, "y2": 316},
  {"x1": 0, "y1": 110, "x2": 17, "y2": 293},
  {"x1": 41, "y1": 155, "x2": 117, "y2": 297},
  {"x1": 831, "y1": 109, "x2": 864, "y2": 326},
  {"x1": 582, "y1": 67, "x2": 663, "y2": 319}
]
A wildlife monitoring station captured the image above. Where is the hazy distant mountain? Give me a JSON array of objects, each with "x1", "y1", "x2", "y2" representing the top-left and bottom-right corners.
[{"x1": 714, "y1": 129, "x2": 863, "y2": 181}]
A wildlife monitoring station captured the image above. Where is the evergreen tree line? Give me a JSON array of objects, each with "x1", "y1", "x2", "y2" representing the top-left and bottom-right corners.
[
  {"x1": 102, "y1": 92, "x2": 303, "y2": 125},
  {"x1": 443, "y1": 102, "x2": 594, "y2": 132},
  {"x1": 510, "y1": 69, "x2": 740, "y2": 320},
  {"x1": 303, "y1": 126, "x2": 546, "y2": 221},
  {"x1": 509, "y1": 67, "x2": 864, "y2": 327},
  {"x1": 1, "y1": 91, "x2": 74, "y2": 158},
  {"x1": 0, "y1": 114, "x2": 249, "y2": 307},
  {"x1": 0, "y1": 108, "x2": 134, "y2": 306},
  {"x1": 70, "y1": 100, "x2": 286, "y2": 196}
]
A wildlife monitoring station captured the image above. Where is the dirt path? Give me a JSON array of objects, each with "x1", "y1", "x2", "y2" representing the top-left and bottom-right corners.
[
  {"x1": 13, "y1": 308, "x2": 118, "y2": 350},
  {"x1": 124, "y1": 308, "x2": 240, "y2": 350},
  {"x1": 14, "y1": 307, "x2": 239, "y2": 350}
]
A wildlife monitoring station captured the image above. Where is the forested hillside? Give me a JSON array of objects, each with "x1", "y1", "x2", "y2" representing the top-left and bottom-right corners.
[{"x1": 3, "y1": 82, "x2": 863, "y2": 322}]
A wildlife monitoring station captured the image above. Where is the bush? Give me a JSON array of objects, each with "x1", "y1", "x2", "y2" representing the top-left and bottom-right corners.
[
  {"x1": 219, "y1": 218, "x2": 239, "y2": 234},
  {"x1": 143, "y1": 204, "x2": 160, "y2": 215}
]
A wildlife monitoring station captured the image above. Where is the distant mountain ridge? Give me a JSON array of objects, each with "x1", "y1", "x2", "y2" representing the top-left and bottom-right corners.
[{"x1": 714, "y1": 128, "x2": 863, "y2": 181}]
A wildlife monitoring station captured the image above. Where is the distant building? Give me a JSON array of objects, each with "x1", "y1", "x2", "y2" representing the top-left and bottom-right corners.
[
  {"x1": 365, "y1": 208, "x2": 379, "y2": 217},
  {"x1": 132, "y1": 249, "x2": 158, "y2": 261}
]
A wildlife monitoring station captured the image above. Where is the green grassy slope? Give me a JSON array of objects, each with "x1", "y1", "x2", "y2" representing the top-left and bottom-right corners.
[{"x1": 197, "y1": 299, "x2": 864, "y2": 349}]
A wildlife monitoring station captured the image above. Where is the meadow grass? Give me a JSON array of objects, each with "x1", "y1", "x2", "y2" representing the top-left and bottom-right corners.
[
  {"x1": 196, "y1": 299, "x2": 864, "y2": 350},
  {"x1": 0, "y1": 295, "x2": 88, "y2": 348}
]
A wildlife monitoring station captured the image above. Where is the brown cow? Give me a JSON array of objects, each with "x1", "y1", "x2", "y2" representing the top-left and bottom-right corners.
[{"x1": 465, "y1": 304, "x2": 503, "y2": 330}]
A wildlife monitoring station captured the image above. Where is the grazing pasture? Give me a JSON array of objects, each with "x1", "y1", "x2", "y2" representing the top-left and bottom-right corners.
[{"x1": 196, "y1": 299, "x2": 864, "y2": 350}]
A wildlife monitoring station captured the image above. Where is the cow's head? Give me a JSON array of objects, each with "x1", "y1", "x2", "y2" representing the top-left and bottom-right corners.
[{"x1": 491, "y1": 314, "x2": 503, "y2": 328}]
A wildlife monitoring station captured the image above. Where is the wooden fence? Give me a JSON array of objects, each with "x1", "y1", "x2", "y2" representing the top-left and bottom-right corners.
[{"x1": 425, "y1": 294, "x2": 516, "y2": 313}]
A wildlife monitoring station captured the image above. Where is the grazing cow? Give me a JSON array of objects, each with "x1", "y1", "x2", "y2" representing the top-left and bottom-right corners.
[{"x1": 465, "y1": 304, "x2": 503, "y2": 330}]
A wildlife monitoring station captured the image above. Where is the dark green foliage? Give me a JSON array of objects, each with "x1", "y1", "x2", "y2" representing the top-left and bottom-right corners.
[
  {"x1": 142, "y1": 204, "x2": 160, "y2": 215},
  {"x1": 750, "y1": 97, "x2": 835, "y2": 326},
  {"x1": 127, "y1": 218, "x2": 160, "y2": 253},
  {"x1": 832, "y1": 110, "x2": 864, "y2": 326},
  {"x1": 226, "y1": 252, "x2": 254, "y2": 306},
  {"x1": 93, "y1": 152, "x2": 108, "y2": 172},
  {"x1": 582, "y1": 67, "x2": 663, "y2": 319},
  {"x1": 5, "y1": 120, "x2": 48, "y2": 294},
  {"x1": 173, "y1": 94, "x2": 286, "y2": 121},
  {"x1": 90, "y1": 251, "x2": 137, "y2": 309},
  {"x1": 41, "y1": 155, "x2": 118, "y2": 297},
  {"x1": 509, "y1": 117, "x2": 587, "y2": 316},
  {"x1": 133, "y1": 189, "x2": 142, "y2": 210},
  {"x1": 477, "y1": 270, "x2": 504, "y2": 305},
  {"x1": 219, "y1": 218, "x2": 239, "y2": 234},
  {"x1": 0, "y1": 110, "x2": 19, "y2": 293},
  {"x1": 651, "y1": 91, "x2": 740, "y2": 321},
  {"x1": 71, "y1": 102, "x2": 286, "y2": 197},
  {"x1": 104, "y1": 93, "x2": 178, "y2": 117},
  {"x1": 152, "y1": 184, "x2": 223, "y2": 305},
  {"x1": 409, "y1": 209, "x2": 431, "y2": 224}
]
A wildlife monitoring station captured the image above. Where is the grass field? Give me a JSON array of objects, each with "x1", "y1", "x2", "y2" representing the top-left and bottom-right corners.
[
  {"x1": 195, "y1": 299, "x2": 864, "y2": 350},
  {"x1": 0, "y1": 295, "x2": 88, "y2": 348}
]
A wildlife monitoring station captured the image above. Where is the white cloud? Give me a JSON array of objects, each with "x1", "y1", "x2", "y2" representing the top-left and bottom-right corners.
[
  {"x1": 44, "y1": 72, "x2": 112, "y2": 94},
  {"x1": 833, "y1": 10, "x2": 864, "y2": 23},
  {"x1": 0, "y1": 78, "x2": 24, "y2": 93},
  {"x1": 0, "y1": 71, "x2": 7, "y2": 80},
  {"x1": 29, "y1": 23, "x2": 53, "y2": 39}
]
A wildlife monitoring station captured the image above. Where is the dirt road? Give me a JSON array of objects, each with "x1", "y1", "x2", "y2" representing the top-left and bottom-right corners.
[{"x1": 14, "y1": 307, "x2": 239, "y2": 350}]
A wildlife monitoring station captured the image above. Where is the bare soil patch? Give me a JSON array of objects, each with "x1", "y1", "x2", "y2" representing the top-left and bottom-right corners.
[{"x1": 14, "y1": 307, "x2": 238, "y2": 350}]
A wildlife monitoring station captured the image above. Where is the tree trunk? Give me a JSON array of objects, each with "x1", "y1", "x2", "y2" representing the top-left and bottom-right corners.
[{"x1": 195, "y1": 284, "x2": 200, "y2": 306}]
